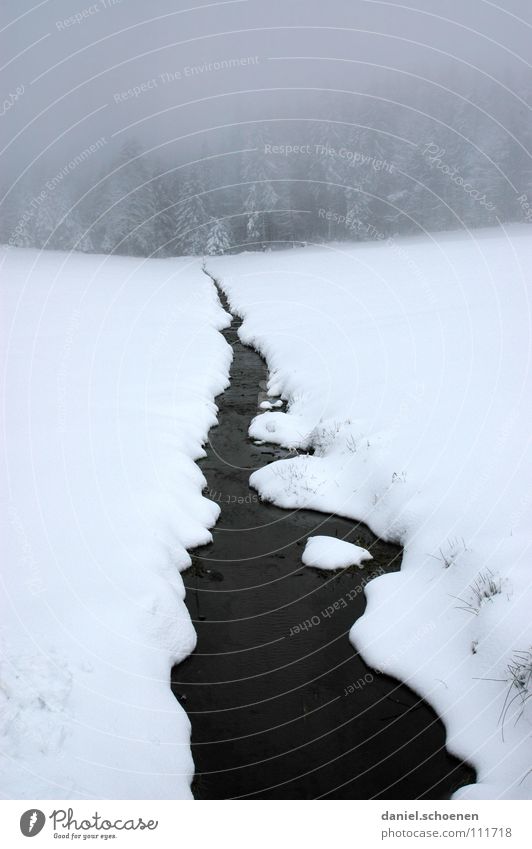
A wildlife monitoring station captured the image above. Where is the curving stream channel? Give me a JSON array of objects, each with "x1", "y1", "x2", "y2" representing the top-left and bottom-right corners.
[{"x1": 171, "y1": 279, "x2": 474, "y2": 800}]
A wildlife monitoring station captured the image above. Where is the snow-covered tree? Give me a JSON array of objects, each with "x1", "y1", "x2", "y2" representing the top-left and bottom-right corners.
[
  {"x1": 149, "y1": 169, "x2": 178, "y2": 257},
  {"x1": 34, "y1": 183, "x2": 92, "y2": 252},
  {"x1": 243, "y1": 183, "x2": 263, "y2": 245},
  {"x1": 0, "y1": 184, "x2": 34, "y2": 248},
  {"x1": 241, "y1": 132, "x2": 280, "y2": 248},
  {"x1": 206, "y1": 216, "x2": 231, "y2": 255},
  {"x1": 174, "y1": 172, "x2": 208, "y2": 255},
  {"x1": 98, "y1": 140, "x2": 159, "y2": 256}
]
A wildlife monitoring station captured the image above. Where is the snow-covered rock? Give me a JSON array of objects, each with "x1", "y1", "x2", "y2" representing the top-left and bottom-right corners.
[{"x1": 302, "y1": 536, "x2": 372, "y2": 570}]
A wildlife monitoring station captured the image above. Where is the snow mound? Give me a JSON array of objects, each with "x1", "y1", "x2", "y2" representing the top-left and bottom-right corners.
[
  {"x1": 249, "y1": 410, "x2": 311, "y2": 449},
  {"x1": 302, "y1": 536, "x2": 372, "y2": 570}
]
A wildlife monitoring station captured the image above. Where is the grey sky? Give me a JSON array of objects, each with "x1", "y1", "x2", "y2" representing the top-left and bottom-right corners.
[{"x1": 1, "y1": 0, "x2": 531, "y2": 185}]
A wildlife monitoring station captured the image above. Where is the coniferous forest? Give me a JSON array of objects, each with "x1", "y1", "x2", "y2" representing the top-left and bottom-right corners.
[{"x1": 3, "y1": 74, "x2": 531, "y2": 257}]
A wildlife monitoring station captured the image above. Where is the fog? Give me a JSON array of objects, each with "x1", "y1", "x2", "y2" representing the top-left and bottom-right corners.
[{"x1": 1, "y1": 0, "x2": 531, "y2": 254}]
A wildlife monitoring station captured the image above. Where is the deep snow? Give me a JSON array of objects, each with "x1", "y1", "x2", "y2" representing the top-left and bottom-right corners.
[
  {"x1": 0, "y1": 248, "x2": 231, "y2": 799},
  {"x1": 209, "y1": 224, "x2": 532, "y2": 799}
]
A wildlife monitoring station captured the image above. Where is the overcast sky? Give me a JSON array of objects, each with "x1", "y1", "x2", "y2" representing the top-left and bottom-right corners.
[{"x1": 1, "y1": 0, "x2": 531, "y2": 186}]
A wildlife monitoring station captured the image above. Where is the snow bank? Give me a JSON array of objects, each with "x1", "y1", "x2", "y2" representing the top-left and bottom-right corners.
[
  {"x1": 302, "y1": 536, "x2": 372, "y2": 571},
  {"x1": 0, "y1": 248, "x2": 231, "y2": 799},
  {"x1": 209, "y1": 225, "x2": 532, "y2": 799}
]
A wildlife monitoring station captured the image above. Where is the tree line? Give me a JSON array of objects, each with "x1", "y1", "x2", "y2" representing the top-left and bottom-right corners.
[{"x1": 2, "y1": 78, "x2": 531, "y2": 256}]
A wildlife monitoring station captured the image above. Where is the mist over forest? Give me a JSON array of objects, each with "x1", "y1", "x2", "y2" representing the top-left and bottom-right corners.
[{"x1": 1, "y1": 0, "x2": 531, "y2": 256}]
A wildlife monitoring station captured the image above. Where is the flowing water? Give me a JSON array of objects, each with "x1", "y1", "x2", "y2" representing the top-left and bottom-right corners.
[{"x1": 171, "y1": 283, "x2": 474, "y2": 800}]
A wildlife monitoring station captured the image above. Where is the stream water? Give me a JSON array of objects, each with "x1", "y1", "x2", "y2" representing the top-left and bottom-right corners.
[{"x1": 171, "y1": 283, "x2": 474, "y2": 800}]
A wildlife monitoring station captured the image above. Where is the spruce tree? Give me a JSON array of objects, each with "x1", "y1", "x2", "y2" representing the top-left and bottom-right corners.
[
  {"x1": 99, "y1": 140, "x2": 158, "y2": 256},
  {"x1": 174, "y1": 171, "x2": 208, "y2": 255},
  {"x1": 206, "y1": 216, "x2": 232, "y2": 255}
]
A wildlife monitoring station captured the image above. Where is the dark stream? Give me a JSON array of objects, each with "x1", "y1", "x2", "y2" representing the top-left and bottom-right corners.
[{"x1": 171, "y1": 282, "x2": 474, "y2": 800}]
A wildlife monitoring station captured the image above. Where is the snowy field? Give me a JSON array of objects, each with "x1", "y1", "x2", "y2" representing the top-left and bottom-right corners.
[
  {"x1": 0, "y1": 248, "x2": 231, "y2": 799},
  {"x1": 210, "y1": 224, "x2": 532, "y2": 800},
  {"x1": 2, "y1": 225, "x2": 531, "y2": 801}
]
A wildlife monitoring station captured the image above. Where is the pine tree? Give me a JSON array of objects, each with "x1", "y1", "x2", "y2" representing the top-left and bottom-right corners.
[
  {"x1": 99, "y1": 140, "x2": 159, "y2": 256},
  {"x1": 150, "y1": 169, "x2": 177, "y2": 257},
  {"x1": 0, "y1": 182, "x2": 34, "y2": 247},
  {"x1": 307, "y1": 118, "x2": 352, "y2": 241},
  {"x1": 34, "y1": 182, "x2": 92, "y2": 251},
  {"x1": 174, "y1": 171, "x2": 208, "y2": 255},
  {"x1": 243, "y1": 183, "x2": 263, "y2": 245},
  {"x1": 206, "y1": 216, "x2": 231, "y2": 255},
  {"x1": 241, "y1": 132, "x2": 280, "y2": 248}
]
